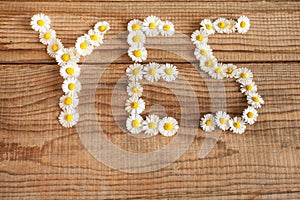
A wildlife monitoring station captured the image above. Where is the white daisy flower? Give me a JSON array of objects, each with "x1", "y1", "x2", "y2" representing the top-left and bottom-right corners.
[
  {"x1": 127, "y1": 30, "x2": 146, "y2": 47},
  {"x1": 240, "y1": 79, "x2": 257, "y2": 95},
  {"x1": 59, "y1": 94, "x2": 79, "y2": 111},
  {"x1": 126, "y1": 63, "x2": 144, "y2": 81},
  {"x1": 94, "y1": 21, "x2": 110, "y2": 34},
  {"x1": 55, "y1": 48, "x2": 75, "y2": 66},
  {"x1": 31, "y1": 13, "x2": 51, "y2": 32},
  {"x1": 229, "y1": 117, "x2": 246, "y2": 134},
  {"x1": 235, "y1": 67, "x2": 253, "y2": 83},
  {"x1": 86, "y1": 29, "x2": 103, "y2": 47},
  {"x1": 242, "y1": 106, "x2": 258, "y2": 125},
  {"x1": 227, "y1": 19, "x2": 237, "y2": 33},
  {"x1": 125, "y1": 96, "x2": 145, "y2": 115},
  {"x1": 215, "y1": 111, "x2": 230, "y2": 131},
  {"x1": 223, "y1": 64, "x2": 237, "y2": 78},
  {"x1": 127, "y1": 81, "x2": 143, "y2": 97},
  {"x1": 200, "y1": 19, "x2": 215, "y2": 35},
  {"x1": 235, "y1": 68, "x2": 253, "y2": 84},
  {"x1": 209, "y1": 63, "x2": 226, "y2": 79},
  {"x1": 159, "y1": 63, "x2": 179, "y2": 82},
  {"x1": 39, "y1": 29, "x2": 56, "y2": 45},
  {"x1": 143, "y1": 62, "x2": 161, "y2": 82},
  {"x1": 127, "y1": 19, "x2": 143, "y2": 32},
  {"x1": 128, "y1": 46, "x2": 147, "y2": 62},
  {"x1": 159, "y1": 20, "x2": 175, "y2": 37},
  {"x1": 199, "y1": 54, "x2": 218, "y2": 73},
  {"x1": 200, "y1": 114, "x2": 216, "y2": 132},
  {"x1": 158, "y1": 117, "x2": 179, "y2": 137},
  {"x1": 75, "y1": 36, "x2": 94, "y2": 56},
  {"x1": 191, "y1": 29, "x2": 208, "y2": 47},
  {"x1": 142, "y1": 15, "x2": 161, "y2": 36},
  {"x1": 58, "y1": 109, "x2": 79, "y2": 128},
  {"x1": 60, "y1": 63, "x2": 81, "y2": 79},
  {"x1": 223, "y1": 19, "x2": 233, "y2": 34},
  {"x1": 213, "y1": 18, "x2": 230, "y2": 34},
  {"x1": 194, "y1": 43, "x2": 213, "y2": 61},
  {"x1": 68, "y1": 47, "x2": 80, "y2": 63},
  {"x1": 47, "y1": 38, "x2": 64, "y2": 58},
  {"x1": 142, "y1": 114, "x2": 160, "y2": 136},
  {"x1": 247, "y1": 93, "x2": 264, "y2": 109},
  {"x1": 126, "y1": 114, "x2": 144, "y2": 134},
  {"x1": 62, "y1": 77, "x2": 82, "y2": 95},
  {"x1": 236, "y1": 16, "x2": 250, "y2": 34}
]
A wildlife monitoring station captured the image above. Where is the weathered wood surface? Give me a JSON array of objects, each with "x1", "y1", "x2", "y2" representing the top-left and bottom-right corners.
[{"x1": 0, "y1": 1, "x2": 299, "y2": 199}]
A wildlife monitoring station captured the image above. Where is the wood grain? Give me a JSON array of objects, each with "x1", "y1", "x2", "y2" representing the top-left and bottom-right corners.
[{"x1": 0, "y1": 0, "x2": 300, "y2": 199}]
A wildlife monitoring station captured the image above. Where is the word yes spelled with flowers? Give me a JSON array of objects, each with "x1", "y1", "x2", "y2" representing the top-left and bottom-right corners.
[
  {"x1": 31, "y1": 14, "x2": 263, "y2": 135},
  {"x1": 30, "y1": 14, "x2": 110, "y2": 128}
]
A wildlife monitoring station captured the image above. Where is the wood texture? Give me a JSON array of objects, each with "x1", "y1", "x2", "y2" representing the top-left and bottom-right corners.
[{"x1": 0, "y1": 1, "x2": 300, "y2": 199}]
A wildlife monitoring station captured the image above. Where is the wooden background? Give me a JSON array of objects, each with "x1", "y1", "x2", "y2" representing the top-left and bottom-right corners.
[{"x1": 0, "y1": 0, "x2": 300, "y2": 199}]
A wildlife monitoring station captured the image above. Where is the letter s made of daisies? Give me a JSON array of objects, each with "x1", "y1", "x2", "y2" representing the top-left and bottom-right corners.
[{"x1": 192, "y1": 16, "x2": 264, "y2": 135}]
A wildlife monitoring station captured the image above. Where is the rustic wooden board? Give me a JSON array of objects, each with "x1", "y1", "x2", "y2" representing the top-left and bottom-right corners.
[{"x1": 0, "y1": 1, "x2": 300, "y2": 199}]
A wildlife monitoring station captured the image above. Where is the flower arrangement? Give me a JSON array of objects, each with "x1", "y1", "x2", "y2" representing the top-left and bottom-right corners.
[
  {"x1": 192, "y1": 16, "x2": 264, "y2": 134},
  {"x1": 31, "y1": 14, "x2": 110, "y2": 127}
]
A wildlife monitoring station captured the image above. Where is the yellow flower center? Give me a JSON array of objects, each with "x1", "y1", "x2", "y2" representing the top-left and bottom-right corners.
[
  {"x1": 165, "y1": 68, "x2": 172, "y2": 75},
  {"x1": 205, "y1": 24, "x2": 212, "y2": 30},
  {"x1": 215, "y1": 67, "x2": 222, "y2": 74},
  {"x1": 80, "y1": 42, "x2": 87, "y2": 50},
  {"x1": 229, "y1": 23, "x2": 233, "y2": 29},
  {"x1": 149, "y1": 22, "x2": 156, "y2": 29},
  {"x1": 252, "y1": 97, "x2": 259, "y2": 102},
  {"x1": 205, "y1": 120, "x2": 211, "y2": 126},
  {"x1": 132, "y1": 120, "x2": 140, "y2": 128},
  {"x1": 90, "y1": 34, "x2": 98, "y2": 41},
  {"x1": 133, "y1": 35, "x2": 140, "y2": 43},
  {"x1": 66, "y1": 67, "x2": 74, "y2": 75},
  {"x1": 233, "y1": 122, "x2": 241, "y2": 128},
  {"x1": 132, "y1": 87, "x2": 139, "y2": 93},
  {"x1": 219, "y1": 118, "x2": 226, "y2": 124},
  {"x1": 227, "y1": 67, "x2": 233, "y2": 74},
  {"x1": 246, "y1": 85, "x2": 252, "y2": 91},
  {"x1": 133, "y1": 50, "x2": 142, "y2": 57},
  {"x1": 37, "y1": 19, "x2": 45, "y2": 26},
  {"x1": 218, "y1": 22, "x2": 226, "y2": 29},
  {"x1": 241, "y1": 72, "x2": 247, "y2": 79},
  {"x1": 163, "y1": 24, "x2": 170, "y2": 31},
  {"x1": 99, "y1": 25, "x2": 106, "y2": 32},
  {"x1": 200, "y1": 49, "x2": 207, "y2": 56},
  {"x1": 44, "y1": 32, "x2": 51, "y2": 39},
  {"x1": 149, "y1": 68, "x2": 156, "y2": 75},
  {"x1": 62, "y1": 54, "x2": 70, "y2": 62},
  {"x1": 240, "y1": 21, "x2": 246, "y2": 28},
  {"x1": 164, "y1": 122, "x2": 173, "y2": 131},
  {"x1": 205, "y1": 60, "x2": 213, "y2": 67},
  {"x1": 247, "y1": 112, "x2": 254, "y2": 118},
  {"x1": 132, "y1": 68, "x2": 139, "y2": 75},
  {"x1": 131, "y1": 102, "x2": 139, "y2": 109},
  {"x1": 65, "y1": 114, "x2": 73, "y2": 121},
  {"x1": 132, "y1": 24, "x2": 140, "y2": 31},
  {"x1": 196, "y1": 34, "x2": 203, "y2": 41},
  {"x1": 52, "y1": 44, "x2": 58, "y2": 51},
  {"x1": 64, "y1": 97, "x2": 73, "y2": 105},
  {"x1": 68, "y1": 83, "x2": 75, "y2": 91},
  {"x1": 148, "y1": 122, "x2": 156, "y2": 129}
]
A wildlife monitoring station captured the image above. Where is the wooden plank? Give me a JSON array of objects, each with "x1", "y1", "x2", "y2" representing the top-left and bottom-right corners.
[
  {"x1": 0, "y1": 0, "x2": 300, "y2": 199},
  {"x1": 0, "y1": 1, "x2": 299, "y2": 63}
]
